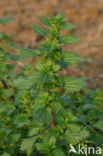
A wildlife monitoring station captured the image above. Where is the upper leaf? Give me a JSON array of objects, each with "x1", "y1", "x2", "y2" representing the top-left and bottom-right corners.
[
  {"x1": 17, "y1": 48, "x2": 39, "y2": 59},
  {"x1": 61, "y1": 35, "x2": 80, "y2": 45},
  {"x1": 0, "y1": 17, "x2": 14, "y2": 25},
  {"x1": 64, "y1": 77, "x2": 87, "y2": 92},
  {"x1": 39, "y1": 16, "x2": 50, "y2": 26},
  {"x1": 61, "y1": 23, "x2": 76, "y2": 30},
  {"x1": 63, "y1": 51, "x2": 84, "y2": 66},
  {"x1": 31, "y1": 25, "x2": 48, "y2": 36}
]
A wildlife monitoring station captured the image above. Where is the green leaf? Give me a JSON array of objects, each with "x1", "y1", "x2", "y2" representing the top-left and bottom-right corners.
[
  {"x1": 61, "y1": 35, "x2": 80, "y2": 45},
  {"x1": 32, "y1": 108, "x2": 51, "y2": 124},
  {"x1": 61, "y1": 23, "x2": 76, "y2": 30},
  {"x1": 28, "y1": 128, "x2": 40, "y2": 136},
  {"x1": 17, "y1": 48, "x2": 38, "y2": 59},
  {"x1": 64, "y1": 77, "x2": 87, "y2": 92},
  {"x1": 6, "y1": 52, "x2": 20, "y2": 61},
  {"x1": 83, "y1": 104, "x2": 94, "y2": 110},
  {"x1": 20, "y1": 136, "x2": 38, "y2": 156},
  {"x1": 94, "y1": 121, "x2": 103, "y2": 131},
  {"x1": 9, "y1": 133, "x2": 21, "y2": 143},
  {"x1": 40, "y1": 16, "x2": 50, "y2": 26},
  {"x1": 35, "y1": 136, "x2": 56, "y2": 154},
  {"x1": 39, "y1": 41, "x2": 50, "y2": 52},
  {"x1": 13, "y1": 77, "x2": 34, "y2": 89},
  {"x1": 43, "y1": 128, "x2": 60, "y2": 138},
  {"x1": 63, "y1": 51, "x2": 84, "y2": 66},
  {"x1": 0, "y1": 32, "x2": 11, "y2": 40},
  {"x1": 31, "y1": 25, "x2": 47, "y2": 36},
  {"x1": 2, "y1": 153, "x2": 11, "y2": 156},
  {"x1": 52, "y1": 148, "x2": 65, "y2": 156},
  {"x1": 0, "y1": 17, "x2": 14, "y2": 25},
  {"x1": 90, "y1": 132, "x2": 103, "y2": 146},
  {"x1": 13, "y1": 114, "x2": 29, "y2": 128},
  {"x1": 35, "y1": 143, "x2": 44, "y2": 152},
  {"x1": 65, "y1": 124, "x2": 89, "y2": 144},
  {"x1": 0, "y1": 102, "x2": 15, "y2": 115},
  {"x1": 48, "y1": 136, "x2": 56, "y2": 146},
  {"x1": 8, "y1": 42, "x2": 17, "y2": 49},
  {"x1": 56, "y1": 13, "x2": 65, "y2": 21}
]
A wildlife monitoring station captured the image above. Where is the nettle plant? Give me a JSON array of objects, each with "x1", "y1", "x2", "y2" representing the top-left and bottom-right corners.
[
  {"x1": 0, "y1": 14, "x2": 92, "y2": 156},
  {"x1": 16, "y1": 13, "x2": 89, "y2": 155}
]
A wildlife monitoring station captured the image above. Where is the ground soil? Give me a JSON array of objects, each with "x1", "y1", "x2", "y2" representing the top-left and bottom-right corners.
[{"x1": 0, "y1": 0, "x2": 103, "y2": 90}]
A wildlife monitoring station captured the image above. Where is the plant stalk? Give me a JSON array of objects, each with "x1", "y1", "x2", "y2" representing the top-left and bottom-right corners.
[{"x1": 51, "y1": 112, "x2": 54, "y2": 128}]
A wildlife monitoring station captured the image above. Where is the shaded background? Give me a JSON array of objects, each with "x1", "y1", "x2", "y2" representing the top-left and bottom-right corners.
[{"x1": 0, "y1": 0, "x2": 103, "y2": 89}]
